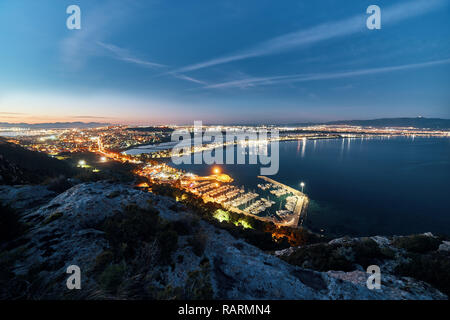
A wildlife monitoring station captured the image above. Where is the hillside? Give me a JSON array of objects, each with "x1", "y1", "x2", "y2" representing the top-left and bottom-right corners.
[
  {"x1": 0, "y1": 182, "x2": 447, "y2": 300},
  {"x1": 0, "y1": 138, "x2": 76, "y2": 185}
]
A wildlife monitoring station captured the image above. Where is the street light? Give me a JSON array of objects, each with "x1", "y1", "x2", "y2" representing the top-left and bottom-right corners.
[
  {"x1": 78, "y1": 160, "x2": 86, "y2": 167},
  {"x1": 300, "y1": 182, "x2": 305, "y2": 193}
]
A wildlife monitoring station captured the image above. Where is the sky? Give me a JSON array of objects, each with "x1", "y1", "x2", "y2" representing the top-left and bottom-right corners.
[{"x1": 0, "y1": 0, "x2": 449, "y2": 125}]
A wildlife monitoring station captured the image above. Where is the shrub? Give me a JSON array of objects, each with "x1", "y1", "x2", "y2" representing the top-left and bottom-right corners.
[
  {"x1": 0, "y1": 204, "x2": 25, "y2": 243},
  {"x1": 184, "y1": 260, "x2": 214, "y2": 299},
  {"x1": 99, "y1": 263, "x2": 126, "y2": 293},
  {"x1": 156, "y1": 285, "x2": 184, "y2": 300},
  {"x1": 188, "y1": 233, "x2": 207, "y2": 257},
  {"x1": 282, "y1": 243, "x2": 354, "y2": 272},
  {"x1": 93, "y1": 250, "x2": 114, "y2": 273},
  {"x1": 43, "y1": 176, "x2": 73, "y2": 193},
  {"x1": 102, "y1": 204, "x2": 160, "y2": 255},
  {"x1": 394, "y1": 251, "x2": 450, "y2": 296},
  {"x1": 171, "y1": 219, "x2": 193, "y2": 235},
  {"x1": 101, "y1": 204, "x2": 179, "y2": 272},
  {"x1": 156, "y1": 229, "x2": 178, "y2": 264},
  {"x1": 43, "y1": 211, "x2": 63, "y2": 225},
  {"x1": 352, "y1": 238, "x2": 385, "y2": 268},
  {"x1": 392, "y1": 235, "x2": 441, "y2": 253}
]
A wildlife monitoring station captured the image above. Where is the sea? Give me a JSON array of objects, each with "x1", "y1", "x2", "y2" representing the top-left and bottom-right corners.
[{"x1": 170, "y1": 136, "x2": 450, "y2": 237}]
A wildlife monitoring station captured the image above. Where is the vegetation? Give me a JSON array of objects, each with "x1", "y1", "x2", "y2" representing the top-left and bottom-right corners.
[
  {"x1": 281, "y1": 238, "x2": 395, "y2": 272},
  {"x1": 99, "y1": 263, "x2": 127, "y2": 294},
  {"x1": 150, "y1": 182, "x2": 323, "y2": 251},
  {"x1": 184, "y1": 259, "x2": 214, "y2": 299},
  {"x1": 188, "y1": 233, "x2": 207, "y2": 257},
  {"x1": 156, "y1": 258, "x2": 214, "y2": 300},
  {"x1": 0, "y1": 247, "x2": 28, "y2": 299},
  {"x1": 0, "y1": 140, "x2": 138, "y2": 188},
  {"x1": 87, "y1": 204, "x2": 182, "y2": 297},
  {"x1": 0, "y1": 203, "x2": 26, "y2": 243},
  {"x1": 0, "y1": 139, "x2": 76, "y2": 185},
  {"x1": 392, "y1": 234, "x2": 442, "y2": 253},
  {"x1": 394, "y1": 251, "x2": 450, "y2": 296},
  {"x1": 42, "y1": 211, "x2": 63, "y2": 225},
  {"x1": 101, "y1": 204, "x2": 178, "y2": 264},
  {"x1": 42, "y1": 175, "x2": 74, "y2": 193}
]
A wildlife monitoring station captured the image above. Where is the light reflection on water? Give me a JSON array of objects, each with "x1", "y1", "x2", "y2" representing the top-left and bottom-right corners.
[{"x1": 172, "y1": 136, "x2": 450, "y2": 237}]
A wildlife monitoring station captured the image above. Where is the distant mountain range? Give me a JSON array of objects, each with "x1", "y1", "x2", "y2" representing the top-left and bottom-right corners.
[
  {"x1": 1, "y1": 117, "x2": 449, "y2": 129},
  {"x1": 0, "y1": 122, "x2": 109, "y2": 129},
  {"x1": 287, "y1": 117, "x2": 450, "y2": 129},
  {"x1": 325, "y1": 117, "x2": 450, "y2": 129}
]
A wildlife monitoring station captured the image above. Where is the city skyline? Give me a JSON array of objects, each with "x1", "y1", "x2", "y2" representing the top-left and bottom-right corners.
[{"x1": 0, "y1": 0, "x2": 449, "y2": 124}]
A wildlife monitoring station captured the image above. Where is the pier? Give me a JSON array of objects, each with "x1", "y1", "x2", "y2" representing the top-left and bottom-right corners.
[{"x1": 257, "y1": 176, "x2": 309, "y2": 227}]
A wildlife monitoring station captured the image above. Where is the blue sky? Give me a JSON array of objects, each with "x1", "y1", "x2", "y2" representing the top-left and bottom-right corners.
[{"x1": 0, "y1": 0, "x2": 449, "y2": 124}]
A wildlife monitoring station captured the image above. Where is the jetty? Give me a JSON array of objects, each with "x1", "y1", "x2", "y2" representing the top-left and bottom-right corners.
[{"x1": 257, "y1": 176, "x2": 309, "y2": 227}]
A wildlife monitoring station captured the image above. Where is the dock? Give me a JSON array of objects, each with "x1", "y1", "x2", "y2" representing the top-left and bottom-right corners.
[{"x1": 257, "y1": 176, "x2": 309, "y2": 227}]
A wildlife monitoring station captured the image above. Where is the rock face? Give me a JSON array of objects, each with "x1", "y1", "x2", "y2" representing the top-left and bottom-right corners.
[
  {"x1": 0, "y1": 185, "x2": 55, "y2": 212},
  {"x1": 0, "y1": 182, "x2": 447, "y2": 300},
  {"x1": 439, "y1": 241, "x2": 450, "y2": 252}
]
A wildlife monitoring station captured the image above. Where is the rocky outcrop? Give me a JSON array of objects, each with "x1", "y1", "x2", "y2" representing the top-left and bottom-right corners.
[
  {"x1": 0, "y1": 185, "x2": 55, "y2": 213},
  {"x1": 0, "y1": 182, "x2": 447, "y2": 300},
  {"x1": 276, "y1": 234, "x2": 448, "y2": 299}
]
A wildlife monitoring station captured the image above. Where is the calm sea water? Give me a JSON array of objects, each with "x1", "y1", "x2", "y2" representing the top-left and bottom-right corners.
[{"x1": 171, "y1": 136, "x2": 450, "y2": 237}]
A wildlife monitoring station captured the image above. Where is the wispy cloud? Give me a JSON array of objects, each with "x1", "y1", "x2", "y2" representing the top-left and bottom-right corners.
[
  {"x1": 97, "y1": 41, "x2": 166, "y2": 68},
  {"x1": 0, "y1": 112, "x2": 26, "y2": 115},
  {"x1": 97, "y1": 42, "x2": 208, "y2": 85},
  {"x1": 175, "y1": 0, "x2": 447, "y2": 73},
  {"x1": 203, "y1": 58, "x2": 450, "y2": 89},
  {"x1": 171, "y1": 73, "x2": 208, "y2": 85}
]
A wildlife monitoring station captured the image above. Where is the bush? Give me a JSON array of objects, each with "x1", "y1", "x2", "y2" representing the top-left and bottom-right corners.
[
  {"x1": 394, "y1": 251, "x2": 450, "y2": 296},
  {"x1": 99, "y1": 263, "x2": 126, "y2": 293},
  {"x1": 352, "y1": 238, "x2": 387, "y2": 268},
  {"x1": 188, "y1": 233, "x2": 207, "y2": 257},
  {"x1": 282, "y1": 243, "x2": 354, "y2": 272},
  {"x1": 102, "y1": 204, "x2": 178, "y2": 265},
  {"x1": 102, "y1": 204, "x2": 160, "y2": 255},
  {"x1": 43, "y1": 211, "x2": 63, "y2": 225},
  {"x1": 171, "y1": 219, "x2": 193, "y2": 235},
  {"x1": 184, "y1": 260, "x2": 214, "y2": 299},
  {"x1": 0, "y1": 204, "x2": 25, "y2": 243},
  {"x1": 282, "y1": 239, "x2": 397, "y2": 272},
  {"x1": 156, "y1": 228, "x2": 178, "y2": 264},
  {"x1": 156, "y1": 285, "x2": 184, "y2": 300},
  {"x1": 93, "y1": 250, "x2": 114, "y2": 273},
  {"x1": 43, "y1": 176, "x2": 73, "y2": 193},
  {"x1": 392, "y1": 235, "x2": 441, "y2": 253}
]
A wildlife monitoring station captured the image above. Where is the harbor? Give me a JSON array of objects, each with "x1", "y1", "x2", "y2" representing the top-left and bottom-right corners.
[{"x1": 169, "y1": 167, "x2": 309, "y2": 227}]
